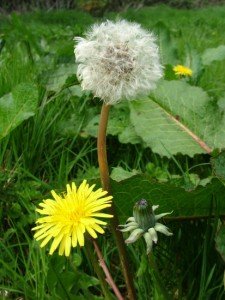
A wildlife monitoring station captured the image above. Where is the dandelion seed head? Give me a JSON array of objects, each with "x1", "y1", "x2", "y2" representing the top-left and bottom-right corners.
[{"x1": 75, "y1": 20, "x2": 163, "y2": 104}]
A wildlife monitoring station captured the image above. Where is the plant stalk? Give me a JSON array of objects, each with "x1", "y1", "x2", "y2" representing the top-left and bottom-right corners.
[
  {"x1": 97, "y1": 103, "x2": 136, "y2": 300},
  {"x1": 148, "y1": 252, "x2": 171, "y2": 300},
  {"x1": 93, "y1": 239, "x2": 124, "y2": 300},
  {"x1": 85, "y1": 239, "x2": 113, "y2": 300}
]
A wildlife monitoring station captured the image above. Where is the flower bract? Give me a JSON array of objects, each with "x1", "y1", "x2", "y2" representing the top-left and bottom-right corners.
[
  {"x1": 119, "y1": 199, "x2": 172, "y2": 254},
  {"x1": 32, "y1": 180, "x2": 113, "y2": 256},
  {"x1": 173, "y1": 65, "x2": 193, "y2": 77},
  {"x1": 74, "y1": 20, "x2": 163, "y2": 105}
]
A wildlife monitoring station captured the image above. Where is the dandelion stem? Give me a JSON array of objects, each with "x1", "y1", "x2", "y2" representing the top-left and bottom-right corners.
[
  {"x1": 97, "y1": 104, "x2": 111, "y2": 192},
  {"x1": 97, "y1": 103, "x2": 136, "y2": 300},
  {"x1": 148, "y1": 252, "x2": 171, "y2": 300},
  {"x1": 85, "y1": 239, "x2": 113, "y2": 300},
  {"x1": 93, "y1": 239, "x2": 124, "y2": 300}
]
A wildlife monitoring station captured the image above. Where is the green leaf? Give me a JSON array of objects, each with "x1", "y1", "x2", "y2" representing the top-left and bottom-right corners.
[
  {"x1": 118, "y1": 123, "x2": 142, "y2": 144},
  {"x1": 153, "y1": 21, "x2": 178, "y2": 65},
  {"x1": 202, "y1": 45, "x2": 225, "y2": 66},
  {"x1": 46, "y1": 64, "x2": 76, "y2": 92},
  {"x1": 217, "y1": 96, "x2": 225, "y2": 110},
  {"x1": 211, "y1": 151, "x2": 225, "y2": 183},
  {"x1": 0, "y1": 83, "x2": 38, "y2": 140},
  {"x1": 111, "y1": 175, "x2": 225, "y2": 219},
  {"x1": 72, "y1": 253, "x2": 82, "y2": 267},
  {"x1": 215, "y1": 224, "x2": 225, "y2": 262},
  {"x1": 78, "y1": 272, "x2": 99, "y2": 290},
  {"x1": 110, "y1": 167, "x2": 140, "y2": 182},
  {"x1": 56, "y1": 272, "x2": 77, "y2": 298},
  {"x1": 136, "y1": 254, "x2": 148, "y2": 277},
  {"x1": 84, "y1": 102, "x2": 141, "y2": 144},
  {"x1": 164, "y1": 64, "x2": 177, "y2": 81},
  {"x1": 184, "y1": 48, "x2": 203, "y2": 82},
  {"x1": 57, "y1": 93, "x2": 97, "y2": 138},
  {"x1": 130, "y1": 80, "x2": 225, "y2": 157}
]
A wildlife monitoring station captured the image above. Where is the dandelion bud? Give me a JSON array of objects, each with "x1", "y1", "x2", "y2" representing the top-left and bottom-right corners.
[
  {"x1": 119, "y1": 201, "x2": 173, "y2": 254},
  {"x1": 133, "y1": 199, "x2": 155, "y2": 231}
]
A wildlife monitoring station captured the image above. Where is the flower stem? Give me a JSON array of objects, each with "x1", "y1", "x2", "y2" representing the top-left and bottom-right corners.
[
  {"x1": 92, "y1": 239, "x2": 124, "y2": 300},
  {"x1": 85, "y1": 239, "x2": 113, "y2": 300},
  {"x1": 97, "y1": 103, "x2": 136, "y2": 300},
  {"x1": 148, "y1": 252, "x2": 171, "y2": 300}
]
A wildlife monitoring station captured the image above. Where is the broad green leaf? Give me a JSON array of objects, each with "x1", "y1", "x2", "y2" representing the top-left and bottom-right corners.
[
  {"x1": 0, "y1": 83, "x2": 38, "y2": 140},
  {"x1": 164, "y1": 64, "x2": 176, "y2": 81},
  {"x1": 215, "y1": 224, "x2": 225, "y2": 262},
  {"x1": 185, "y1": 48, "x2": 203, "y2": 82},
  {"x1": 84, "y1": 102, "x2": 141, "y2": 144},
  {"x1": 130, "y1": 80, "x2": 225, "y2": 157},
  {"x1": 211, "y1": 151, "x2": 225, "y2": 184},
  {"x1": 111, "y1": 175, "x2": 225, "y2": 219},
  {"x1": 118, "y1": 123, "x2": 142, "y2": 144},
  {"x1": 218, "y1": 96, "x2": 225, "y2": 110},
  {"x1": 202, "y1": 45, "x2": 225, "y2": 66},
  {"x1": 72, "y1": 253, "x2": 82, "y2": 267},
  {"x1": 84, "y1": 115, "x2": 99, "y2": 137},
  {"x1": 56, "y1": 272, "x2": 77, "y2": 297},
  {"x1": 111, "y1": 167, "x2": 140, "y2": 182},
  {"x1": 153, "y1": 21, "x2": 178, "y2": 65},
  {"x1": 46, "y1": 64, "x2": 76, "y2": 92}
]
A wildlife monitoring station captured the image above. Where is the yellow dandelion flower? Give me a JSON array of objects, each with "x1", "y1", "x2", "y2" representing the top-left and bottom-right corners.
[
  {"x1": 173, "y1": 65, "x2": 193, "y2": 77},
  {"x1": 32, "y1": 180, "x2": 113, "y2": 256}
]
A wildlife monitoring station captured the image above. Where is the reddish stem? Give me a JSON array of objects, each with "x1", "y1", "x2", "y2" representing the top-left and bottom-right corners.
[{"x1": 93, "y1": 240, "x2": 124, "y2": 300}]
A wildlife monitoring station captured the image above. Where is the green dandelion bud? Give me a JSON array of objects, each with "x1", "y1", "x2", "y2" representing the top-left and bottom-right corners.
[
  {"x1": 119, "y1": 199, "x2": 173, "y2": 254},
  {"x1": 133, "y1": 199, "x2": 155, "y2": 231}
]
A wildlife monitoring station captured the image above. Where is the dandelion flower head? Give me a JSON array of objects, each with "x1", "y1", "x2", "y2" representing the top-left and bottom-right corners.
[
  {"x1": 173, "y1": 65, "x2": 192, "y2": 77},
  {"x1": 75, "y1": 20, "x2": 163, "y2": 105},
  {"x1": 32, "y1": 180, "x2": 113, "y2": 256},
  {"x1": 119, "y1": 199, "x2": 172, "y2": 254}
]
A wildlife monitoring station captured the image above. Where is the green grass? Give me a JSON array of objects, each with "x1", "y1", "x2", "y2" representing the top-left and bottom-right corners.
[{"x1": 1, "y1": 5, "x2": 225, "y2": 299}]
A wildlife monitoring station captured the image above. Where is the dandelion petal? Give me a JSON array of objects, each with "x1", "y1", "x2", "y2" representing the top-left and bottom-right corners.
[
  {"x1": 32, "y1": 180, "x2": 113, "y2": 256},
  {"x1": 155, "y1": 223, "x2": 173, "y2": 236}
]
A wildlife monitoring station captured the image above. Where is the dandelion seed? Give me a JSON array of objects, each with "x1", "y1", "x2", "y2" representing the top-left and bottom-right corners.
[
  {"x1": 32, "y1": 180, "x2": 113, "y2": 256},
  {"x1": 119, "y1": 199, "x2": 172, "y2": 254},
  {"x1": 74, "y1": 20, "x2": 163, "y2": 105},
  {"x1": 173, "y1": 65, "x2": 193, "y2": 77}
]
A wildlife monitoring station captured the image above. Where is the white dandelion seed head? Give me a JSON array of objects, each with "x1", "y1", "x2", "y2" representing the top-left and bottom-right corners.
[{"x1": 74, "y1": 20, "x2": 163, "y2": 105}]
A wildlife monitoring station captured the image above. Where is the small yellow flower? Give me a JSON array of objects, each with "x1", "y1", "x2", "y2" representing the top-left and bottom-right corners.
[
  {"x1": 32, "y1": 180, "x2": 113, "y2": 256},
  {"x1": 173, "y1": 65, "x2": 193, "y2": 77}
]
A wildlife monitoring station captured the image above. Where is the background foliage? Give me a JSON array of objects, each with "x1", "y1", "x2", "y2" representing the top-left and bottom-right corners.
[
  {"x1": 1, "y1": 0, "x2": 225, "y2": 13},
  {"x1": 1, "y1": 3, "x2": 225, "y2": 299}
]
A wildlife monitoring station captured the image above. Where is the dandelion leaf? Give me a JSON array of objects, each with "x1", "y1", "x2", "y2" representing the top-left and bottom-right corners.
[
  {"x1": 111, "y1": 175, "x2": 225, "y2": 219},
  {"x1": 130, "y1": 80, "x2": 225, "y2": 157},
  {"x1": 215, "y1": 224, "x2": 225, "y2": 262},
  {"x1": 185, "y1": 48, "x2": 204, "y2": 81},
  {"x1": 211, "y1": 151, "x2": 225, "y2": 184},
  {"x1": 0, "y1": 83, "x2": 38, "y2": 140},
  {"x1": 202, "y1": 45, "x2": 225, "y2": 66},
  {"x1": 110, "y1": 167, "x2": 140, "y2": 182},
  {"x1": 154, "y1": 21, "x2": 178, "y2": 65},
  {"x1": 46, "y1": 64, "x2": 77, "y2": 92},
  {"x1": 84, "y1": 102, "x2": 141, "y2": 144}
]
